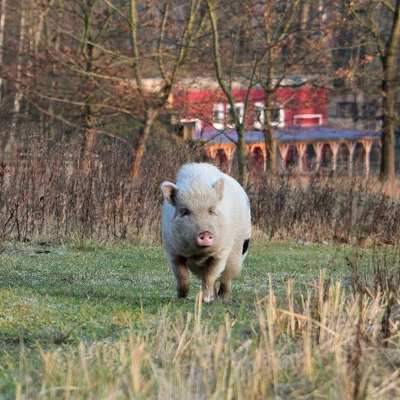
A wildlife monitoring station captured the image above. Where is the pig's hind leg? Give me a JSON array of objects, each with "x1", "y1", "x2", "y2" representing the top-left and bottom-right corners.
[{"x1": 218, "y1": 245, "x2": 245, "y2": 298}]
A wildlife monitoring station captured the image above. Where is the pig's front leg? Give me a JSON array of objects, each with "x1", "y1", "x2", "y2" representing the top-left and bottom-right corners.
[
  {"x1": 168, "y1": 254, "x2": 189, "y2": 298},
  {"x1": 201, "y1": 255, "x2": 228, "y2": 303}
]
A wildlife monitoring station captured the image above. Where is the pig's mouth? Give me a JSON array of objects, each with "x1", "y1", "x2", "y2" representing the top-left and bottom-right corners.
[{"x1": 176, "y1": 229, "x2": 217, "y2": 256}]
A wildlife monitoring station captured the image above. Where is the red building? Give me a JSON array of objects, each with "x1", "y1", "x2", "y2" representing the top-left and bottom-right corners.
[
  {"x1": 167, "y1": 77, "x2": 380, "y2": 177},
  {"x1": 172, "y1": 77, "x2": 328, "y2": 135}
]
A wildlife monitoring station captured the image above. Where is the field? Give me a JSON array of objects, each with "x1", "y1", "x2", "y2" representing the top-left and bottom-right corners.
[{"x1": 0, "y1": 240, "x2": 399, "y2": 399}]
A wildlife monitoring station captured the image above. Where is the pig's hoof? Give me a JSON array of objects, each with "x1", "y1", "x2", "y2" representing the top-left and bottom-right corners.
[
  {"x1": 217, "y1": 283, "x2": 231, "y2": 298},
  {"x1": 177, "y1": 287, "x2": 189, "y2": 298},
  {"x1": 202, "y1": 291, "x2": 215, "y2": 303},
  {"x1": 218, "y1": 292, "x2": 232, "y2": 300}
]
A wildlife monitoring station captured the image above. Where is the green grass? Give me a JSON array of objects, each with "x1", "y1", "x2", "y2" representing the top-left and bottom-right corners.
[
  {"x1": 0, "y1": 240, "x2": 397, "y2": 399},
  {"x1": 0, "y1": 241, "x2": 350, "y2": 345}
]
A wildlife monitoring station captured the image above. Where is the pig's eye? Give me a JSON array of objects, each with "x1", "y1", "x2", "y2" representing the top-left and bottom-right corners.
[
  {"x1": 179, "y1": 208, "x2": 191, "y2": 217},
  {"x1": 208, "y1": 207, "x2": 216, "y2": 215}
]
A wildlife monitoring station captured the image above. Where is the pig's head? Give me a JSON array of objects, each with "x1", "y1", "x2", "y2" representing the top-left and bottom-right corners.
[{"x1": 161, "y1": 178, "x2": 225, "y2": 254}]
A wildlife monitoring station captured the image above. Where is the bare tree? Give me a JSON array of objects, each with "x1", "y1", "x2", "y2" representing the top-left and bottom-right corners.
[
  {"x1": 258, "y1": 0, "x2": 302, "y2": 172},
  {"x1": 79, "y1": 0, "x2": 113, "y2": 173},
  {"x1": 205, "y1": 0, "x2": 329, "y2": 181},
  {"x1": 126, "y1": 0, "x2": 204, "y2": 179},
  {"x1": 347, "y1": 0, "x2": 400, "y2": 181},
  {"x1": 206, "y1": 0, "x2": 259, "y2": 185},
  {"x1": 0, "y1": 0, "x2": 7, "y2": 103},
  {"x1": 15, "y1": 0, "x2": 205, "y2": 178},
  {"x1": 5, "y1": 0, "x2": 26, "y2": 156}
]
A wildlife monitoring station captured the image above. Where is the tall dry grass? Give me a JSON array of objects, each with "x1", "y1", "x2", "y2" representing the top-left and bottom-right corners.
[
  {"x1": 1, "y1": 132, "x2": 399, "y2": 244},
  {"x1": 0, "y1": 134, "x2": 202, "y2": 242},
  {"x1": 251, "y1": 176, "x2": 400, "y2": 245},
  {"x1": 13, "y1": 257, "x2": 400, "y2": 399}
]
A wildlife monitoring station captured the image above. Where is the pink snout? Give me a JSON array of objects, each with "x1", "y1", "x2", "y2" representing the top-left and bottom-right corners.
[{"x1": 197, "y1": 231, "x2": 214, "y2": 247}]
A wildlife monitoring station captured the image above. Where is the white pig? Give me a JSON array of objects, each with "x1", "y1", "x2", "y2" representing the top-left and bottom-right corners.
[{"x1": 161, "y1": 163, "x2": 251, "y2": 302}]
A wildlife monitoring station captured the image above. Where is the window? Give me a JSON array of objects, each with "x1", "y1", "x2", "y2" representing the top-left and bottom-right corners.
[
  {"x1": 254, "y1": 102, "x2": 284, "y2": 128},
  {"x1": 271, "y1": 108, "x2": 281, "y2": 125},
  {"x1": 337, "y1": 102, "x2": 357, "y2": 118},
  {"x1": 362, "y1": 102, "x2": 377, "y2": 120},
  {"x1": 213, "y1": 103, "x2": 224, "y2": 129},
  {"x1": 254, "y1": 102, "x2": 265, "y2": 129},
  {"x1": 293, "y1": 114, "x2": 322, "y2": 126},
  {"x1": 227, "y1": 103, "x2": 244, "y2": 127}
]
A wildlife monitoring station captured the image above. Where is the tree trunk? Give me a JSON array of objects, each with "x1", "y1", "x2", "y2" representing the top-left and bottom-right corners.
[
  {"x1": 264, "y1": 92, "x2": 277, "y2": 174},
  {"x1": 381, "y1": 67, "x2": 397, "y2": 181},
  {"x1": 262, "y1": 40, "x2": 277, "y2": 176},
  {"x1": 45, "y1": 15, "x2": 60, "y2": 139},
  {"x1": 263, "y1": 124, "x2": 277, "y2": 175},
  {"x1": 129, "y1": 109, "x2": 158, "y2": 180},
  {"x1": 6, "y1": 0, "x2": 25, "y2": 158},
  {"x1": 0, "y1": 0, "x2": 7, "y2": 103},
  {"x1": 81, "y1": 106, "x2": 96, "y2": 175},
  {"x1": 81, "y1": 28, "x2": 95, "y2": 175},
  {"x1": 297, "y1": 0, "x2": 310, "y2": 48},
  {"x1": 236, "y1": 125, "x2": 247, "y2": 186},
  {"x1": 11, "y1": 0, "x2": 25, "y2": 129},
  {"x1": 380, "y1": 0, "x2": 400, "y2": 181}
]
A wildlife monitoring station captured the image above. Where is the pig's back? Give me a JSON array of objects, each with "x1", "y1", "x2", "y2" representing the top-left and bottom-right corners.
[{"x1": 176, "y1": 163, "x2": 223, "y2": 188}]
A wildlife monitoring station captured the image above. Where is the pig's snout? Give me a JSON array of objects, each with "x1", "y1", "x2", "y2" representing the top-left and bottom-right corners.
[{"x1": 197, "y1": 231, "x2": 214, "y2": 247}]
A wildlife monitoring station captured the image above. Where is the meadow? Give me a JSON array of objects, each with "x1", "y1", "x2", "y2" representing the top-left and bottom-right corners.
[
  {"x1": 0, "y1": 138, "x2": 399, "y2": 399},
  {"x1": 0, "y1": 239, "x2": 399, "y2": 399}
]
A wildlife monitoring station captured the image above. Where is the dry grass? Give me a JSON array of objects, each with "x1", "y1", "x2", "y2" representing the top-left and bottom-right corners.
[
  {"x1": 251, "y1": 176, "x2": 400, "y2": 245},
  {"x1": 1, "y1": 132, "x2": 399, "y2": 399},
  {"x1": 1, "y1": 131, "x2": 399, "y2": 245},
  {"x1": 0, "y1": 134, "x2": 202, "y2": 242},
  {"x1": 10, "y1": 265, "x2": 400, "y2": 399}
]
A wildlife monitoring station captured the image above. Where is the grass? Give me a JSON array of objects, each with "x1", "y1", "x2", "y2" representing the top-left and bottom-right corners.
[{"x1": 0, "y1": 240, "x2": 399, "y2": 399}]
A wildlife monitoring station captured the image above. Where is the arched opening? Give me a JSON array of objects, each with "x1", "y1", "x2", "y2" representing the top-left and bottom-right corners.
[
  {"x1": 353, "y1": 142, "x2": 366, "y2": 176},
  {"x1": 320, "y1": 143, "x2": 333, "y2": 173},
  {"x1": 249, "y1": 146, "x2": 265, "y2": 180},
  {"x1": 305, "y1": 144, "x2": 316, "y2": 172},
  {"x1": 252, "y1": 146, "x2": 265, "y2": 167},
  {"x1": 286, "y1": 145, "x2": 298, "y2": 171},
  {"x1": 215, "y1": 148, "x2": 229, "y2": 172},
  {"x1": 337, "y1": 143, "x2": 349, "y2": 175},
  {"x1": 370, "y1": 142, "x2": 381, "y2": 175}
]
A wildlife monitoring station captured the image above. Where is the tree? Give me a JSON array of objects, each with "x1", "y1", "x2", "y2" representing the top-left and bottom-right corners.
[
  {"x1": 126, "y1": 0, "x2": 205, "y2": 179},
  {"x1": 258, "y1": 0, "x2": 303, "y2": 173},
  {"x1": 255, "y1": 0, "x2": 333, "y2": 173},
  {"x1": 206, "y1": 0, "x2": 259, "y2": 185},
  {"x1": 346, "y1": 0, "x2": 400, "y2": 181},
  {"x1": 6, "y1": 0, "x2": 26, "y2": 156},
  {"x1": 15, "y1": 0, "x2": 205, "y2": 178},
  {"x1": 205, "y1": 0, "x2": 330, "y2": 183},
  {"x1": 0, "y1": 0, "x2": 7, "y2": 103}
]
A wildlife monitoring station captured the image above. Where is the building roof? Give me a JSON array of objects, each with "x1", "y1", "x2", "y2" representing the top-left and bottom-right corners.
[
  {"x1": 196, "y1": 126, "x2": 382, "y2": 144},
  {"x1": 139, "y1": 75, "x2": 315, "y2": 91}
]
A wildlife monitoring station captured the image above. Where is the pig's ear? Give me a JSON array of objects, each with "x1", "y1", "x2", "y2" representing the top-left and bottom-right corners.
[
  {"x1": 161, "y1": 181, "x2": 179, "y2": 205},
  {"x1": 212, "y1": 177, "x2": 224, "y2": 201}
]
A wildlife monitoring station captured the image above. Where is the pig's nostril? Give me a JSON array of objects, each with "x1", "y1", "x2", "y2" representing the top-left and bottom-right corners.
[{"x1": 197, "y1": 231, "x2": 213, "y2": 246}]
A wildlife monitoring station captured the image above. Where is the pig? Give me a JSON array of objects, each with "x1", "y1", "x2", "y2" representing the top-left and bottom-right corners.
[{"x1": 161, "y1": 163, "x2": 251, "y2": 303}]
